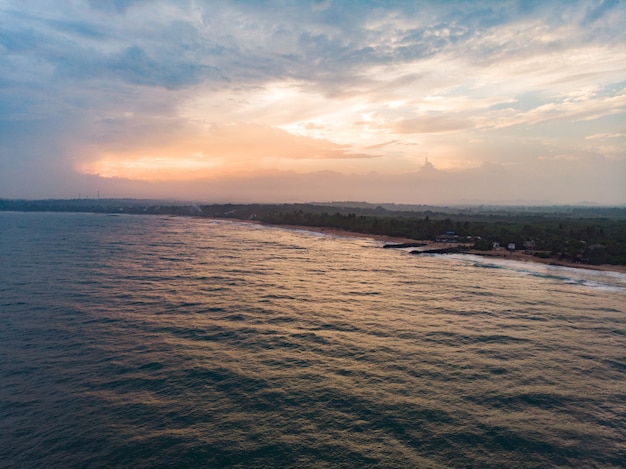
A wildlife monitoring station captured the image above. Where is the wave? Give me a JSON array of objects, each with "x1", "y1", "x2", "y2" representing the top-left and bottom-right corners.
[
  {"x1": 446, "y1": 253, "x2": 626, "y2": 292},
  {"x1": 1, "y1": 212, "x2": 624, "y2": 468}
]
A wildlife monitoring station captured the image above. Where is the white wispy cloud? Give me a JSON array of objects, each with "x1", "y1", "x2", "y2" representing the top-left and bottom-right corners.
[{"x1": 1, "y1": 0, "x2": 624, "y2": 203}]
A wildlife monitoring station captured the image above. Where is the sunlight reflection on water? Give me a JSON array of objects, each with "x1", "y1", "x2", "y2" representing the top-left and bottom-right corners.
[{"x1": 1, "y1": 212, "x2": 625, "y2": 468}]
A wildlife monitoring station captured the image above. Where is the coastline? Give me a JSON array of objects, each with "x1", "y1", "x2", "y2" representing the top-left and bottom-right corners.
[
  {"x1": 3, "y1": 209, "x2": 623, "y2": 274},
  {"x1": 248, "y1": 221, "x2": 626, "y2": 274},
  {"x1": 462, "y1": 249, "x2": 626, "y2": 274}
]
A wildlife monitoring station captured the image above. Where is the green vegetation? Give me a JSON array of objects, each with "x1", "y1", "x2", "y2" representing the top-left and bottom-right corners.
[
  {"x1": 2, "y1": 199, "x2": 625, "y2": 265},
  {"x1": 229, "y1": 205, "x2": 626, "y2": 265}
]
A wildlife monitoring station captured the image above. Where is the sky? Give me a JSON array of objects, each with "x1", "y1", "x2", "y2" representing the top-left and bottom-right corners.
[{"x1": 1, "y1": 0, "x2": 625, "y2": 205}]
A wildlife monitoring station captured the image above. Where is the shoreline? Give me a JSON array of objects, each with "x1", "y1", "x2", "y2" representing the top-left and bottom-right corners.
[
  {"x1": 462, "y1": 249, "x2": 626, "y2": 274},
  {"x1": 248, "y1": 221, "x2": 626, "y2": 274},
  {"x1": 4, "y1": 210, "x2": 624, "y2": 274}
]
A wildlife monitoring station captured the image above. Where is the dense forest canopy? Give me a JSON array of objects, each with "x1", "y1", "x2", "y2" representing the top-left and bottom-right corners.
[{"x1": 2, "y1": 199, "x2": 625, "y2": 265}]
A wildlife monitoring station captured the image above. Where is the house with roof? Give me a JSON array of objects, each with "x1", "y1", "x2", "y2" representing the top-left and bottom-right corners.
[
  {"x1": 523, "y1": 240, "x2": 536, "y2": 250},
  {"x1": 436, "y1": 232, "x2": 458, "y2": 243}
]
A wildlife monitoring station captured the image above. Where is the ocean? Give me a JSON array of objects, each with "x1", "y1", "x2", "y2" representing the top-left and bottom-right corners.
[{"x1": 1, "y1": 211, "x2": 624, "y2": 468}]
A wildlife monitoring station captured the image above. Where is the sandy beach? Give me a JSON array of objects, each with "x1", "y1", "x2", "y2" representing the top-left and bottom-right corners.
[
  {"x1": 258, "y1": 222, "x2": 626, "y2": 274},
  {"x1": 463, "y1": 249, "x2": 626, "y2": 274}
]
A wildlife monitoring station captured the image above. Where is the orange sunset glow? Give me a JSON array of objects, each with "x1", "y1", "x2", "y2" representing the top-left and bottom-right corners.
[{"x1": 1, "y1": 0, "x2": 624, "y2": 203}]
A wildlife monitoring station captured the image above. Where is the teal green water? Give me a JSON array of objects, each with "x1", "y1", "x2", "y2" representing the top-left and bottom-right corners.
[{"x1": 1, "y1": 212, "x2": 625, "y2": 468}]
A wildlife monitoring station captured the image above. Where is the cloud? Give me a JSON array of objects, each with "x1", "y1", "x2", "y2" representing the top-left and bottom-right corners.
[
  {"x1": 80, "y1": 123, "x2": 379, "y2": 181},
  {"x1": 484, "y1": 90, "x2": 626, "y2": 128},
  {"x1": 86, "y1": 0, "x2": 151, "y2": 14},
  {"x1": 585, "y1": 132, "x2": 625, "y2": 140},
  {"x1": 46, "y1": 44, "x2": 215, "y2": 89},
  {"x1": 1, "y1": 0, "x2": 624, "y2": 204},
  {"x1": 582, "y1": 0, "x2": 621, "y2": 25},
  {"x1": 390, "y1": 115, "x2": 472, "y2": 134},
  {"x1": 46, "y1": 18, "x2": 108, "y2": 39},
  {"x1": 61, "y1": 154, "x2": 626, "y2": 205},
  {"x1": 363, "y1": 140, "x2": 398, "y2": 150},
  {"x1": 110, "y1": 45, "x2": 215, "y2": 88},
  {"x1": 311, "y1": 0, "x2": 332, "y2": 12},
  {"x1": 197, "y1": 124, "x2": 378, "y2": 162}
]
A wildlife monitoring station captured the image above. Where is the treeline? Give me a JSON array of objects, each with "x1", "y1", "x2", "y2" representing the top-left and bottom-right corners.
[
  {"x1": 197, "y1": 204, "x2": 626, "y2": 265},
  {"x1": 2, "y1": 199, "x2": 625, "y2": 265},
  {"x1": 0, "y1": 198, "x2": 198, "y2": 214}
]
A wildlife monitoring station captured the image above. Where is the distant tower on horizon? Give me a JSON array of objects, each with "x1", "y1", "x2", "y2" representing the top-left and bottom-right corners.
[{"x1": 422, "y1": 155, "x2": 435, "y2": 171}]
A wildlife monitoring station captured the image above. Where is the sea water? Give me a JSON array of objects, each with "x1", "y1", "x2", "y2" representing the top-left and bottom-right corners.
[{"x1": 1, "y1": 211, "x2": 624, "y2": 468}]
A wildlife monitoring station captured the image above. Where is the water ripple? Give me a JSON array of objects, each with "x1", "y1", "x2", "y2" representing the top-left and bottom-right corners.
[{"x1": 1, "y1": 212, "x2": 625, "y2": 468}]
